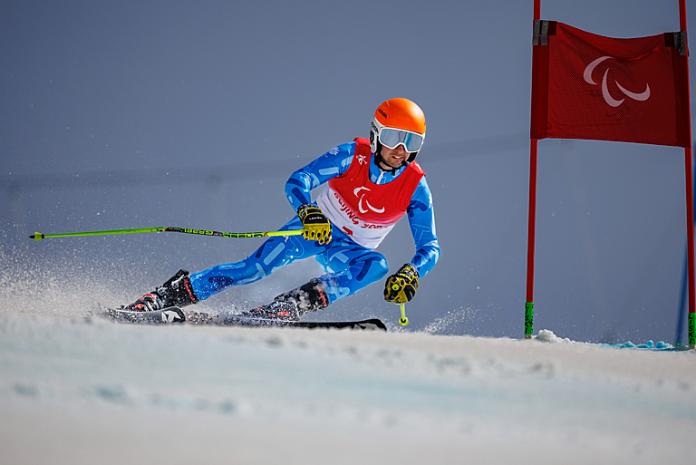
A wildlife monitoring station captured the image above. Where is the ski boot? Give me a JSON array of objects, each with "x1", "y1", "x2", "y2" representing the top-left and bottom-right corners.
[
  {"x1": 123, "y1": 269, "x2": 199, "y2": 312},
  {"x1": 243, "y1": 279, "x2": 329, "y2": 321}
]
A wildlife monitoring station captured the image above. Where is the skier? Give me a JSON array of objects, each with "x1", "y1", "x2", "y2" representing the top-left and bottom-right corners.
[{"x1": 121, "y1": 98, "x2": 440, "y2": 320}]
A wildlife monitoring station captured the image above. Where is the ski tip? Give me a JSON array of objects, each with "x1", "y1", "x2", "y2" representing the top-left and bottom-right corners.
[{"x1": 103, "y1": 306, "x2": 186, "y2": 324}]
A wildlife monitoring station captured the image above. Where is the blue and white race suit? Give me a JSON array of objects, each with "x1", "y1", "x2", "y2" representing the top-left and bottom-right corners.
[{"x1": 189, "y1": 141, "x2": 440, "y2": 304}]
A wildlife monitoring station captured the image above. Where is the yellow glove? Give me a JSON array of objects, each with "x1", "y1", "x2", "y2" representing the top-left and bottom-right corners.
[
  {"x1": 384, "y1": 263, "x2": 420, "y2": 303},
  {"x1": 297, "y1": 204, "x2": 332, "y2": 245}
]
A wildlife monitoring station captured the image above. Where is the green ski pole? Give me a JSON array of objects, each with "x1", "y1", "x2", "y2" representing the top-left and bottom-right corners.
[
  {"x1": 30, "y1": 226, "x2": 304, "y2": 241},
  {"x1": 389, "y1": 283, "x2": 410, "y2": 326},
  {"x1": 399, "y1": 302, "x2": 409, "y2": 326}
]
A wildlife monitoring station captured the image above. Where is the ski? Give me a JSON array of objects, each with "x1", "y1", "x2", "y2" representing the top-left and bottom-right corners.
[
  {"x1": 103, "y1": 306, "x2": 387, "y2": 331},
  {"x1": 104, "y1": 306, "x2": 186, "y2": 324}
]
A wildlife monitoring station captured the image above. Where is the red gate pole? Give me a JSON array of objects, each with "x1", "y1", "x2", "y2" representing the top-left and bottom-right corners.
[
  {"x1": 525, "y1": 0, "x2": 542, "y2": 338},
  {"x1": 679, "y1": 0, "x2": 696, "y2": 349},
  {"x1": 525, "y1": 140, "x2": 539, "y2": 338}
]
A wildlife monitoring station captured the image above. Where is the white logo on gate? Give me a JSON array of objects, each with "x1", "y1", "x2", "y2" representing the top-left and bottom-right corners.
[
  {"x1": 583, "y1": 56, "x2": 651, "y2": 108},
  {"x1": 353, "y1": 186, "x2": 385, "y2": 214},
  {"x1": 357, "y1": 154, "x2": 367, "y2": 165}
]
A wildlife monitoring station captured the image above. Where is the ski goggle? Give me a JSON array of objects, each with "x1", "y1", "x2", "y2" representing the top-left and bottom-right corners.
[{"x1": 378, "y1": 127, "x2": 425, "y2": 153}]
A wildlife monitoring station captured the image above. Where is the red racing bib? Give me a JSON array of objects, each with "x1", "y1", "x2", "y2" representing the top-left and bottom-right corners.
[{"x1": 317, "y1": 138, "x2": 424, "y2": 249}]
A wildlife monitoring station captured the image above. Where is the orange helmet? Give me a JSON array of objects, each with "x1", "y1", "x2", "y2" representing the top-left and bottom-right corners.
[{"x1": 370, "y1": 98, "x2": 426, "y2": 162}]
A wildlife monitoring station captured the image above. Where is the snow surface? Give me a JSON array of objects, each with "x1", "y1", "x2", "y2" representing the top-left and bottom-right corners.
[{"x1": 1, "y1": 311, "x2": 695, "y2": 465}]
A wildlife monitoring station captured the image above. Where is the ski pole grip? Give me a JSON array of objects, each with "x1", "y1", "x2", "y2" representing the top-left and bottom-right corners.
[{"x1": 31, "y1": 232, "x2": 45, "y2": 241}]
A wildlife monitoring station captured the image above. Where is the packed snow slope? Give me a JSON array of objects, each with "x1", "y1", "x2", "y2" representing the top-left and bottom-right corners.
[{"x1": 0, "y1": 312, "x2": 694, "y2": 465}]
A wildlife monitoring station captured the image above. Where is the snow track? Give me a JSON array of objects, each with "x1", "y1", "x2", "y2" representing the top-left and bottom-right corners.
[{"x1": 1, "y1": 313, "x2": 695, "y2": 465}]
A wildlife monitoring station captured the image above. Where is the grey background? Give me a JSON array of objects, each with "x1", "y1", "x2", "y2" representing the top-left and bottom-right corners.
[{"x1": 1, "y1": 0, "x2": 692, "y2": 342}]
